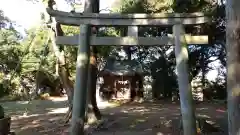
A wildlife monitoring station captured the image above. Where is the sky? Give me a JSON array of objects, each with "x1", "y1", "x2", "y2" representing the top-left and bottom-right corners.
[
  {"x1": 0, "y1": 0, "x2": 115, "y2": 33},
  {"x1": 0, "y1": 0, "x2": 44, "y2": 33}
]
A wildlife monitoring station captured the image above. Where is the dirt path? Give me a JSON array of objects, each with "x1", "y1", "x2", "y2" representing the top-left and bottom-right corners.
[
  {"x1": 93, "y1": 101, "x2": 227, "y2": 135},
  {"x1": 2, "y1": 99, "x2": 227, "y2": 135}
]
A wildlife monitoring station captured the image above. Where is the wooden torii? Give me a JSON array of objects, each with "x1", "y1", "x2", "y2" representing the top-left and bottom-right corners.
[{"x1": 47, "y1": 0, "x2": 210, "y2": 134}]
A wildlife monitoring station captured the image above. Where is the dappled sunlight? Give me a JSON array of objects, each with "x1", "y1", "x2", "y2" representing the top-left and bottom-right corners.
[
  {"x1": 20, "y1": 122, "x2": 40, "y2": 130},
  {"x1": 46, "y1": 107, "x2": 68, "y2": 114},
  {"x1": 1, "y1": 99, "x2": 228, "y2": 135},
  {"x1": 44, "y1": 96, "x2": 68, "y2": 101},
  {"x1": 10, "y1": 113, "x2": 65, "y2": 135},
  {"x1": 197, "y1": 114, "x2": 211, "y2": 119},
  {"x1": 97, "y1": 101, "x2": 121, "y2": 109},
  {"x1": 2, "y1": 97, "x2": 121, "y2": 121},
  {"x1": 11, "y1": 114, "x2": 42, "y2": 120},
  {"x1": 198, "y1": 107, "x2": 208, "y2": 110},
  {"x1": 120, "y1": 106, "x2": 152, "y2": 113},
  {"x1": 216, "y1": 109, "x2": 226, "y2": 113},
  {"x1": 94, "y1": 101, "x2": 228, "y2": 135},
  {"x1": 1, "y1": 98, "x2": 129, "y2": 134},
  {"x1": 16, "y1": 101, "x2": 31, "y2": 104},
  {"x1": 156, "y1": 132, "x2": 164, "y2": 135},
  {"x1": 1, "y1": 98, "x2": 228, "y2": 135},
  {"x1": 2, "y1": 99, "x2": 68, "y2": 117},
  {"x1": 205, "y1": 119, "x2": 216, "y2": 125}
]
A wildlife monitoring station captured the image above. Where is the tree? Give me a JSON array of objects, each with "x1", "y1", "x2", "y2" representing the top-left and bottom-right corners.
[
  {"x1": 225, "y1": 0, "x2": 240, "y2": 134},
  {"x1": 45, "y1": 0, "x2": 102, "y2": 126},
  {"x1": 0, "y1": 10, "x2": 22, "y2": 97},
  {"x1": 85, "y1": 0, "x2": 102, "y2": 122}
]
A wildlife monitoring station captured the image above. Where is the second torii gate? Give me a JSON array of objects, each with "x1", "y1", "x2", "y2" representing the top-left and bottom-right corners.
[{"x1": 47, "y1": 1, "x2": 210, "y2": 134}]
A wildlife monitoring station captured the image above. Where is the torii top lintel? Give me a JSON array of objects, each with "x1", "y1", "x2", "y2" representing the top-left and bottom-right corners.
[{"x1": 46, "y1": 8, "x2": 210, "y2": 26}]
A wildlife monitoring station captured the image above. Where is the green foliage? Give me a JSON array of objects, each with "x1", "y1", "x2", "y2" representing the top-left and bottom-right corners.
[
  {"x1": 118, "y1": 0, "x2": 173, "y2": 13},
  {"x1": 0, "y1": 28, "x2": 22, "y2": 73},
  {"x1": 62, "y1": 25, "x2": 79, "y2": 75},
  {"x1": 21, "y1": 26, "x2": 52, "y2": 74},
  {"x1": 116, "y1": 0, "x2": 227, "y2": 100},
  {"x1": 96, "y1": 28, "x2": 118, "y2": 58},
  {"x1": 0, "y1": 10, "x2": 22, "y2": 97}
]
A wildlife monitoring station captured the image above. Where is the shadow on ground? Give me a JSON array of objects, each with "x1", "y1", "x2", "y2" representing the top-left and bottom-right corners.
[
  {"x1": 94, "y1": 101, "x2": 227, "y2": 135},
  {"x1": 1, "y1": 99, "x2": 68, "y2": 135},
  {"x1": 2, "y1": 99, "x2": 227, "y2": 135}
]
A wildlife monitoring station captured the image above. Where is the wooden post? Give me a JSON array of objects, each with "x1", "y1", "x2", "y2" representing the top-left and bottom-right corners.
[
  {"x1": 125, "y1": 26, "x2": 138, "y2": 59},
  {"x1": 127, "y1": 26, "x2": 138, "y2": 36},
  {"x1": 225, "y1": 0, "x2": 240, "y2": 134},
  {"x1": 70, "y1": 0, "x2": 92, "y2": 134},
  {"x1": 126, "y1": 26, "x2": 138, "y2": 99},
  {"x1": 173, "y1": 24, "x2": 197, "y2": 135}
]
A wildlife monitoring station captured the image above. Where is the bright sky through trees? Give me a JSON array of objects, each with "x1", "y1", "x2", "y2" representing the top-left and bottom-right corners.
[{"x1": 0, "y1": 0, "x2": 115, "y2": 33}]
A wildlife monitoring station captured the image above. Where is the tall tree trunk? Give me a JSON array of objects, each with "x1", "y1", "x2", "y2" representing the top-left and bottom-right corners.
[
  {"x1": 50, "y1": 22, "x2": 74, "y2": 113},
  {"x1": 47, "y1": 0, "x2": 101, "y2": 124},
  {"x1": 86, "y1": 49, "x2": 101, "y2": 123},
  {"x1": 48, "y1": 0, "x2": 74, "y2": 118},
  {"x1": 84, "y1": 0, "x2": 102, "y2": 124},
  {"x1": 225, "y1": 0, "x2": 240, "y2": 134}
]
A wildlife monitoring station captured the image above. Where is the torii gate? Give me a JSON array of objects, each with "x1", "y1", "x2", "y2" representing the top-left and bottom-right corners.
[{"x1": 47, "y1": 0, "x2": 210, "y2": 134}]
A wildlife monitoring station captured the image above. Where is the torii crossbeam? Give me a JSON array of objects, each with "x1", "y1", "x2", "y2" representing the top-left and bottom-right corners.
[{"x1": 47, "y1": 8, "x2": 209, "y2": 26}]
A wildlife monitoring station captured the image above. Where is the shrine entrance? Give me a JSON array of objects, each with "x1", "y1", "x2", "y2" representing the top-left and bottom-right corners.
[
  {"x1": 98, "y1": 59, "x2": 144, "y2": 101},
  {"x1": 47, "y1": 1, "x2": 210, "y2": 134}
]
